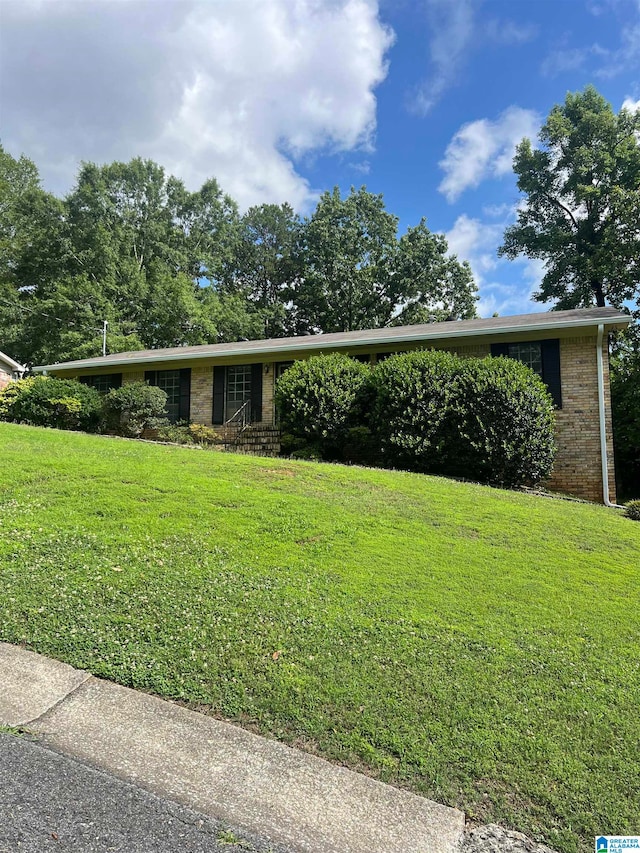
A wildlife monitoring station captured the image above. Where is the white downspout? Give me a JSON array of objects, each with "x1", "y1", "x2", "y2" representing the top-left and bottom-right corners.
[{"x1": 596, "y1": 323, "x2": 623, "y2": 508}]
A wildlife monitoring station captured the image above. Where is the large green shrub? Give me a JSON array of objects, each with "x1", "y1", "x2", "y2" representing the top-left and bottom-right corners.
[
  {"x1": 275, "y1": 354, "x2": 370, "y2": 460},
  {"x1": 449, "y1": 357, "x2": 556, "y2": 487},
  {"x1": 0, "y1": 376, "x2": 102, "y2": 431},
  {"x1": 369, "y1": 350, "x2": 459, "y2": 473},
  {"x1": 103, "y1": 381, "x2": 168, "y2": 437},
  {"x1": 370, "y1": 350, "x2": 556, "y2": 488}
]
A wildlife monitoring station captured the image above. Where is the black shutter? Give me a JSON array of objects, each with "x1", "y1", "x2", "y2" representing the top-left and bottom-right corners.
[
  {"x1": 541, "y1": 339, "x2": 562, "y2": 408},
  {"x1": 179, "y1": 368, "x2": 191, "y2": 422},
  {"x1": 212, "y1": 366, "x2": 225, "y2": 424},
  {"x1": 145, "y1": 370, "x2": 157, "y2": 386},
  {"x1": 111, "y1": 373, "x2": 122, "y2": 389},
  {"x1": 250, "y1": 363, "x2": 263, "y2": 423},
  {"x1": 490, "y1": 343, "x2": 509, "y2": 358}
]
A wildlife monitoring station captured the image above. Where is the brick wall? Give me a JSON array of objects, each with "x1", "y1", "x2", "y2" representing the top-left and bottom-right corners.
[
  {"x1": 122, "y1": 371, "x2": 145, "y2": 384},
  {"x1": 190, "y1": 366, "x2": 213, "y2": 425},
  {"x1": 0, "y1": 369, "x2": 11, "y2": 391},
  {"x1": 545, "y1": 335, "x2": 615, "y2": 503}
]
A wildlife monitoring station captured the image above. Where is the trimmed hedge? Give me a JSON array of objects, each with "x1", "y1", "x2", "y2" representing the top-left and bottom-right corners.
[
  {"x1": 0, "y1": 376, "x2": 103, "y2": 432},
  {"x1": 275, "y1": 354, "x2": 370, "y2": 460},
  {"x1": 370, "y1": 350, "x2": 459, "y2": 474},
  {"x1": 370, "y1": 350, "x2": 556, "y2": 487},
  {"x1": 102, "y1": 382, "x2": 168, "y2": 438}
]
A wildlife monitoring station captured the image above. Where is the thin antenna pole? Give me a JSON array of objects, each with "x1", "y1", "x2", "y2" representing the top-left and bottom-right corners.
[{"x1": 102, "y1": 320, "x2": 108, "y2": 357}]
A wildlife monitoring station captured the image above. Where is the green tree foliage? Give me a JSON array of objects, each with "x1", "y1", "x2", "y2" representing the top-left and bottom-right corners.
[
  {"x1": 1, "y1": 150, "x2": 478, "y2": 366},
  {"x1": 292, "y1": 187, "x2": 399, "y2": 333},
  {"x1": 499, "y1": 86, "x2": 640, "y2": 317},
  {"x1": 291, "y1": 187, "x2": 477, "y2": 333},
  {"x1": 392, "y1": 220, "x2": 478, "y2": 324},
  {"x1": 230, "y1": 203, "x2": 302, "y2": 337}
]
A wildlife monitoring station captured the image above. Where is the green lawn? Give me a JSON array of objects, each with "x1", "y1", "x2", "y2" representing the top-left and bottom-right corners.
[{"x1": 1, "y1": 423, "x2": 638, "y2": 851}]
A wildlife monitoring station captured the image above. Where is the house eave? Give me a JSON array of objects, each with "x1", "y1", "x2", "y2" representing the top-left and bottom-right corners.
[{"x1": 32, "y1": 310, "x2": 631, "y2": 374}]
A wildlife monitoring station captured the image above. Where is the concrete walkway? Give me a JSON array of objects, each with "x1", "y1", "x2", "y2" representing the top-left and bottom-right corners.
[{"x1": 0, "y1": 643, "x2": 465, "y2": 853}]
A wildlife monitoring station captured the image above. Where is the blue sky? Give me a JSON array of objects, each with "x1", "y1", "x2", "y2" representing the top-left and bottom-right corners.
[{"x1": 2, "y1": 0, "x2": 639, "y2": 318}]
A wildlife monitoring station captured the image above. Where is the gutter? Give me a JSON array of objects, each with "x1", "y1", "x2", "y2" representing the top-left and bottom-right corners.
[
  {"x1": 596, "y1": 323, "x2": 624, "y2": 508},
  {"x1": 32, "y1": 312, "x2": 631, "y2": 374}
]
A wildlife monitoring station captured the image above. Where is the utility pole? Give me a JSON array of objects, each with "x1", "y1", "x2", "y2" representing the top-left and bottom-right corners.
[{"x1": 102, "y1": 320, "x2": 108, "y2": 357}]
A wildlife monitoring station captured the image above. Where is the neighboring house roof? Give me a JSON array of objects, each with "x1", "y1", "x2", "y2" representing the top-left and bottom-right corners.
[
  {"x1": 33, "y1": 306, "x2": 630, "y2": 373},
  {"x1": 0, "y1": 350, "x2": 26, "y2": 374}
]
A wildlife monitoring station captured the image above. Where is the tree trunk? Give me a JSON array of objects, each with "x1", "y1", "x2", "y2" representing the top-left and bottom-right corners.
[{"x1": 592, "y1": 280, "x2": 606, "y2": 307}]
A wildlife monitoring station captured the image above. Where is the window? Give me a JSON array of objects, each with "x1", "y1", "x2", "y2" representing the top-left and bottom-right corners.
[
  {"x1": 507, "y1": 343, "x2": 542, "y2": 378},
  {"x1": 156, "y1": 370, "x2": 181, "y2": 422},
  {"x1": 275, "y1": 361, "x2": 294, "y2": 381},
  {"x1": 78, "y1": 373, "x2": 121, "y2": 394},
  {"x1": 226, "y1": 365, "x2": 252, "y2": 419},
  {"x1": 491, "y1": 339, "x2": 562, "y2": 408}
]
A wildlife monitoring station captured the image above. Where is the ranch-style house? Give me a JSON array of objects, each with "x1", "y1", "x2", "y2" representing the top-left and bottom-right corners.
[{"x1": 34, "y1": 306, "x2": 630, "y2": 504}]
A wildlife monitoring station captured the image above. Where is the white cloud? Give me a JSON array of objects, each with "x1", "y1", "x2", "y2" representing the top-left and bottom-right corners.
[
  {"x1": 408, "y1": 0, "x2": 475, "y2": 115},
  {"x1": 445, "y1": 213, "x2": 545, "y2": 318},
  {"x1": 0, "y1": 0, "x2": 394, "y2": 210},
  {"x1": 485, "y1": 19, "x2": 538, "y2": 44},
  {"x1": 446, "y1": 214, "x2": 501, "y2": 274},
  {"x1": 438, "y1": 107, "x2": 540, "y2": 203}
]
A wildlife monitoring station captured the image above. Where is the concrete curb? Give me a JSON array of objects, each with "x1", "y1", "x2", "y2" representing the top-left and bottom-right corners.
[{"x1": 0, "y1": 643, "x2": 465, "y2": 853}]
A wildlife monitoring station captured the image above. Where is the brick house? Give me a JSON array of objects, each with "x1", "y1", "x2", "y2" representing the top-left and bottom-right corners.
[
  {"x1": 33, "y1": 307, "x2": 630, "y2": 504},
  {"x1": 0, "y1": 350, "x2": 25, "y2": 391}
]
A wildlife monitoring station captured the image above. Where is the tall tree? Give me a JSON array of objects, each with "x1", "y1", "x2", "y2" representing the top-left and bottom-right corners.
[
  {"x1": 392, "y1": 220, "x2": 477, "y2": 325},
  {"x1": 499, "y1": 86, "x2": 640, "y2": 317},
  {"x1": 229, "y1": 203, "x2": 302, "y2": 337},
  {"x1": 292, "y1": 186, "x2": 400, "y2": 333}
]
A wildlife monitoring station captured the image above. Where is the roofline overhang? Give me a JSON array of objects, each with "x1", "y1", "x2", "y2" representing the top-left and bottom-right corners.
[
  {"x1": 0, "y1": 351, "x2": 26, "y2": 372},
  {"x1": 32, "y1": 311, "x2": 631, "y2": 374}
]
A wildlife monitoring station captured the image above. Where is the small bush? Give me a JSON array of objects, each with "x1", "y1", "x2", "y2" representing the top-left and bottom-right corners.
[
  {"x1": 154, "y1": 421, "x2": 195, "y2": 445},
  {"x1": 624, "y1": 500, "x2": 640, "y2": 521},
  {"x1": 188, "y1": 423, "x2": 223, "y2": 445},
  {"x1": 103, "y1": 382, "x2": 168, "y2": 437},
  {"x1": 275, "y1": 354, "x2": 370, "y2": 460},
  {"x1": 0, "y1": 376, "x2": 102, "y2": 431}
]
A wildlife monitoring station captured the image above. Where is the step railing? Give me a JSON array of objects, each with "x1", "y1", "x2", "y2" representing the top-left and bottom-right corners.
[{"x1": 223, "y1": 399, "x2": 252, "y2": 448}]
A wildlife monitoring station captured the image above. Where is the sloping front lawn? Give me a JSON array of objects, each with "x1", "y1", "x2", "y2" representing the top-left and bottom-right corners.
[{"x1": 0, "y1": 423, "x2": 638, "y2": 851}]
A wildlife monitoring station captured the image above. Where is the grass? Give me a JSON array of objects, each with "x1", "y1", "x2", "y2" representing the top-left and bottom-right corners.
[{"x1": 1, "y1": 422, "x2": 639, "y2": 851}]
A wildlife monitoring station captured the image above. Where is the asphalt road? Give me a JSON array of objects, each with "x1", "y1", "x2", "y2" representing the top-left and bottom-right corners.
[{"x1": 0, "y1": 733, "x2": 291, "y2": 853}]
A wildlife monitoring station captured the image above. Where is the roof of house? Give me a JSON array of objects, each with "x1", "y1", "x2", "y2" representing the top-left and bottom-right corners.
[
  {"x1": 33, "y1": 306, "x2": 631, "y2": 373},
  {"x1": 0, "y1": 350, "x2": 26, "y2": 373}
]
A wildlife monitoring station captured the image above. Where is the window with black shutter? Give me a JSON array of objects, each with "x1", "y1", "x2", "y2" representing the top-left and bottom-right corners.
[
  {"x1": 490, "y1": 339, "x2": 562, "y2": 408},
  {"x1": 146, "y1": 369, "x2": 183, "y2": 422},
  {"x1": 78, "y1": 373, "x2": 122, "y2": 393}
]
